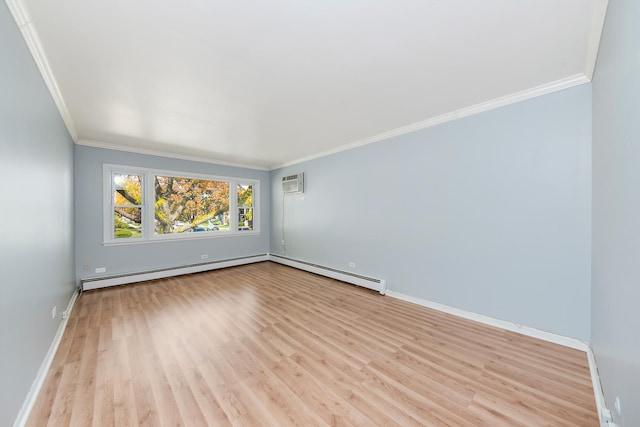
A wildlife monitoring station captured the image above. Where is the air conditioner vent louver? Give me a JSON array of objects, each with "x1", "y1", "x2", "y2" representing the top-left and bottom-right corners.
[{"x1": 282, "y1": 173, "x2": 304, "y2": 193}]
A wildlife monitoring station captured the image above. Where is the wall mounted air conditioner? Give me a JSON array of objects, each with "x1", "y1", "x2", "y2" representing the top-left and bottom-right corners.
[{"x1": 282, "y1": 173, "x2": 304, "y2": 193}]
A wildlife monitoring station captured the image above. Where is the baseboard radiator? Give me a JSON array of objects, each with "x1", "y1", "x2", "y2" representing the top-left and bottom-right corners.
[
  {"x1": 269, "y1": 254, "x2": 387, "y2": 295},
  {"x1": 81, "y1": 254, "x2": 269, "y2": 291}
]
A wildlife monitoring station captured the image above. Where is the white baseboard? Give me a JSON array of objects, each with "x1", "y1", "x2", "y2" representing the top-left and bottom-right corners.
[
  {"x1": 13, "y1": 289, "x2": 79, "y2": 427},
  {"x1": 268, "y1": 254, "x2": 387, "y2": 294},
  {"x1": 586, "y1": 346, "x2": 609, "y2": 427},
  {"x1": 82, "y1": 254, "x2": 269, "y2": 291},
  {"x1": 385, "y1": 290, "x2": 588, "y2": 351}
]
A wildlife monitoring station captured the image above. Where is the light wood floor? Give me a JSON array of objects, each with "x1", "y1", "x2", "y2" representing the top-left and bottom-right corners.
[{"x1": 28, "y1": 262, "x2": 598, "y2": 426}]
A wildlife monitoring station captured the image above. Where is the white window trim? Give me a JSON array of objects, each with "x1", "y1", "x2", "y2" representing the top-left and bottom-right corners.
[{"x1": 103, "y1": 164, "x2": 260, "y2": 245}]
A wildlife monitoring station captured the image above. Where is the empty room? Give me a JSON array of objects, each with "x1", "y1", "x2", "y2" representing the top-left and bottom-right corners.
[{"x1": 1, "y1": 0, "x2": 638, "y2": 426}]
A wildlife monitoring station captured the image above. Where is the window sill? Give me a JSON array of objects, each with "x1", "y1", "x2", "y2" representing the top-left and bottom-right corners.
[{"x1": 103, "y1": 230, "x2": 260, "y2": 246}]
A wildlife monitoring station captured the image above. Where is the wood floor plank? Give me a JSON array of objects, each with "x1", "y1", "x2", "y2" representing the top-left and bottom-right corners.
[
  {"x1": 111, "y1": 338, "x2": 138, "y2": 427},
  {"x1": 27, "y1": 262, "x2": 599, "y2": 426}
]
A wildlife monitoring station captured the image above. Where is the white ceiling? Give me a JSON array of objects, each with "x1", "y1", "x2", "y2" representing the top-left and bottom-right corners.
[{"x1": 10, "y1": 0, "x2": 607, "y2": 170}]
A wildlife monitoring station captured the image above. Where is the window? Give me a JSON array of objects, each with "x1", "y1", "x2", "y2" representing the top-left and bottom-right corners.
[
  {"x1": 104, "y1": 165, "x2": 259, "y2": 244},
  {"x1": 154, "y1": 176, "x2": 229, "y2": 235},
  {"x1": 237, "y1": 184, "x2": 253, "y2": 231},
  {"x1": 112, "y1": 173, "x2": 143, "y2": 239}
]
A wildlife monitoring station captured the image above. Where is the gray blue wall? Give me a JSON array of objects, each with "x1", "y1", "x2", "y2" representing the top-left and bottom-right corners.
[
  {"x1": 271, "y1": 85, "x2": 592, "y2": 342},
  {"x1": 592, "y1": 0, "x2": 640, "y2": 425},
  {"x1": 75, "y1": 146, "x2": 270, "y2": 283},
  {"x1": 0, "y1": 3, "x2": 76, "y2": 426}
]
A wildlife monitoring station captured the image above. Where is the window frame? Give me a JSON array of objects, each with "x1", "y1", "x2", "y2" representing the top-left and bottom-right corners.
[
  {"x1": 110, "y1": 170, "x2": 145, "y2": 240},
  {"x1": 103, "y1": 164, "x2": 260, "y2": 245},
  {"x1": 236, "y1": 183, "x2": 255, "y2": 232}
]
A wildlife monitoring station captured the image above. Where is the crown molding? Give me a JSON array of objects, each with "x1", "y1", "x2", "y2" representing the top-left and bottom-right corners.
[
  {"x1": 584, "y1": 0, "x2": 609, "y2": 80},
  {"x1": 78, "y1": 68, "x2": 587, "y2": 172},
  {"x1": 76, "y1": 139, "x2": 270, "y2": 171},
  {"x1": 6, "y1": 0, "x2": 78, "y2": 142},
  {"x1": 271, "y1": 73, "x2": 590, "y2": 170}
]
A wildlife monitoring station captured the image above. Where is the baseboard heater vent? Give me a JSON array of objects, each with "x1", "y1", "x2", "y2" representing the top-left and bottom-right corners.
[
  {"x1": 269, "y1": 254, "x2": 387, "y2": 295},
  {"x1": 81, "y1": 254, "x2": 269, "y2": 291}
]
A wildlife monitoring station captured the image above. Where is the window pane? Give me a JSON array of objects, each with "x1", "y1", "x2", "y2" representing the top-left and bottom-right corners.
[
  {"x1": 238, "y1": 184, "x2": 253, "y2": 207},
  {"x1": 112, "y1": 173, "x2": 143, "y2": 239},
  {"x1": 238, "y1": 184, "x2": 253, "y2": 231},
  {"x1": 114, "y1": 208, "x2": 142, "y2": 238},
  {"x1": 238, "y1": 207, "x2": 253, "y2": 231},
  {"x1": 154, "y1": 176, "x2": 230, "y2": 234},
  {"x1": 113, "y1": 174, "x2": 142, "y2": 205}
]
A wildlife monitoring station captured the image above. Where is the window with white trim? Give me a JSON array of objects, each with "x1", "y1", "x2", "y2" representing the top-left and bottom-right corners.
[
  {"x1": 104, "y1": 165, "x2": 259, "y2": 244},
  {"x1": 237, "y1": 183, "x2": 254, "y2": 231},
  {"x1": 112, "y1": 172, "x2": 144, "y2": 238}
]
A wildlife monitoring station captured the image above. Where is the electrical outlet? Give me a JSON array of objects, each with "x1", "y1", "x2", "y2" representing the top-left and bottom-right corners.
[
  {"x1": 349, "y1": 261, "x2": 356, "y2": 268},
  {"x1": 281, "y1": 240, "x2": 285, "y2": 245},
  {"x1": 62, "y1": 310, "x2": 68, "y2": 320},
  {"x1": 82, "y1": 262, "x2": 90, "y2": 270},
  {"x1": 95, "y1": 267, "x2": 106, "y2": 273},
  {"x1": 201, "y1": 254, "x2": 209, "y2": 260},
  {"x1": 52, "y1": 306, "x2": 56, "y2": 319}
]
